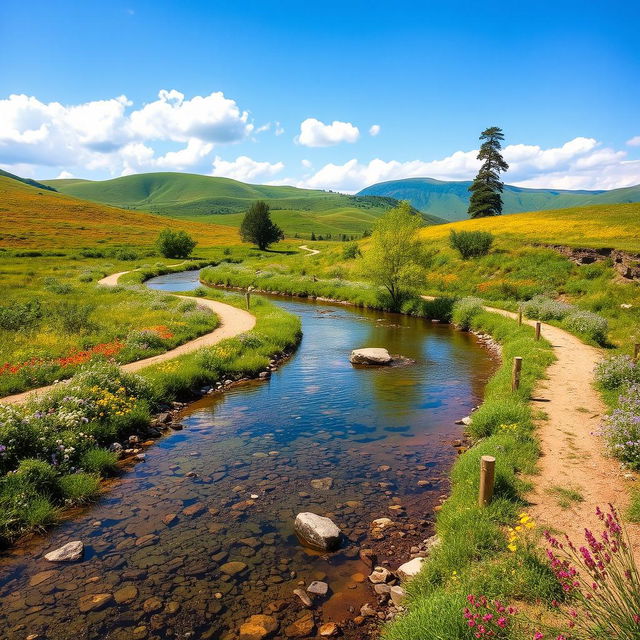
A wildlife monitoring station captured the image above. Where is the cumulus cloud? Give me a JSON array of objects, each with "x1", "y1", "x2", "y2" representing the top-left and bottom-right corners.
[
  {"x1": 627, "y1": 136, "x2": 640, "y2": 147},
  {"x1": 210, "y1": 155, "x2": 284, "y2": 182},
  {"x1": 369, "y1": 124, "x2": 381, "y2": 137},
  {"x1": 0, "y1": 90, "x2": 253, "y2": 177},
  {"x1": 296, "y1": 118, "x2": 360, "y2": 147},
  {"x1": 282, "y1": 137, "x2": 640, "y2": 192}
]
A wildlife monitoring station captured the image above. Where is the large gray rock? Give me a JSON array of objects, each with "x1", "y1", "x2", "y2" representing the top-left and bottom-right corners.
[
  {"x1": 397, "y1": 557, "x2": 425, "y2": 580},
  {"x1": 349, "y1": 348, "x2": 392, "y2": 365},
  {"x1": 44, "y1": 540, "x2": 84, "y2": 562},
  {"x1": 294, "y1": 512, "x2": 341, "y2": 551}
]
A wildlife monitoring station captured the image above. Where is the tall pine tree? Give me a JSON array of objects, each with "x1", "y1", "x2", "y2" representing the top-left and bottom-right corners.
[
  {"x1": 467, "y1": 127, "x2": 509, "y2": 218},
  {"x1": 240, "y1": 201, "x2": 283, "y2": 250}
]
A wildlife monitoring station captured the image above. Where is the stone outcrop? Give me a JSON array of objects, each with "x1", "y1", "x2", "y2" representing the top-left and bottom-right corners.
[{"x1": 544, "y1": 245, "x2": 640, "y2": 281}]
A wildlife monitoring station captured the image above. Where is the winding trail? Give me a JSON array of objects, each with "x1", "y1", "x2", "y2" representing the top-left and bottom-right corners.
[
  {"x1": 1, "y1": 269, "x2": 256, "y2": 405},
  {"x1": 299, "y1": 244, "x2": 320, "y2": 256},
  {"x1": 460, "y1": 301, "x2": 639, "y2": 550}
]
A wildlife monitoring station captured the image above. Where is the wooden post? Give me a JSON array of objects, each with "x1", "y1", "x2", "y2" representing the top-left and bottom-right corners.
[
  {"x1": 535, "y1": 322, "x2": 541, "y2": 341},
  {"x1": 511, "y1": 356, "x2": 523, "y2": 392},
  {"x1": 479, "y1": 455, "x2": 496, "y2": 507},
  {"x1": 634, "y1": 343, "x2": 640, "y2": 362},
  {"x1": 246, "y1": 286, "x2": 254, "y2": 310},
  {"x1": 518, "y1": 309, "x2": 522, "y2": 326}
]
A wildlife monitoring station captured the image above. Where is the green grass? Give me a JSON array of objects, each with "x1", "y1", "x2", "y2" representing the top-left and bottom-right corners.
[
  {"x1": 44, "y1": 171, "x2": 441, "y2": 237},
  {"x1": 547, "y1": 486, "x2": 585, "y2": 509}
]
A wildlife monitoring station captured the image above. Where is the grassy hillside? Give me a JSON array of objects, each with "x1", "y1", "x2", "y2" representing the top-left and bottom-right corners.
[
  {"x1": 358, "y1": 177, "x2": 640, "y2": 222},
  {"x1": 0, "y1": 168, "x2": 57, "y2": 192},
  {"x1": 419, "y1": 202, "x2": 640, "y2": 252},
  {"x1": 0, "y1": 176, "x2": 239, "y2": 249},
  {"x1": 44, "y1": 172, "x2": 444, "y2": 237}
]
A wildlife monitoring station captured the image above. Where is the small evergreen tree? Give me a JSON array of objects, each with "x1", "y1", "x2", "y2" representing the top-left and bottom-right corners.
[
  {"x1": 310, "y1": 231, "x2": 316, "y2": 241},
  {"x1": 468, "y1": 126, "x2": 509, "y2": 218},
  {"x1": 156, "y1": 228, "x2": 197, "y2": 258},
  {"x1": 240, "y1": 201, "x2": 283, "y2": 250}
]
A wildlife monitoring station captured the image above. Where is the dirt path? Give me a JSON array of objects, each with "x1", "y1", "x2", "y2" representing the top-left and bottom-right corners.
[
  {"x1": 1, "y1": 270, "x2": 256, "y2": 405},
  {"x1": 423, "y1": 296, "x2": 639, "y2": 549},
  {"x1": 299, "y1": 244, "x2": 320, "y2": 256}
]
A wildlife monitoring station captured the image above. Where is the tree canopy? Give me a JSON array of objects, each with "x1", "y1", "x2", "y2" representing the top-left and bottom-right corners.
[
  {"x1": 361, "y1": 201, "x2": 430, "y2": 310},
  {"x1": 240, "y1": 201, "x2": 283, "y2": 250},
  {"x1": 468, "y1": 126, "x2": 509, "y2": 218},
  {"x1": 156, "y1": 228, "x2": 197, "y2": 259}
]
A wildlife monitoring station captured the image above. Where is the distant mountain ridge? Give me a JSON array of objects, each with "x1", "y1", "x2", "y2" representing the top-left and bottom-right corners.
[
  {"x1": 0, "y1": 168, "x2": 57, "y2": 192},
  {"x1": 357, "y1": 177, "x2": 640, "y2": 222}
]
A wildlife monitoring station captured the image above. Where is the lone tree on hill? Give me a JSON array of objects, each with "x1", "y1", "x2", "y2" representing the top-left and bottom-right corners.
[
  {"x1": 240, "y1": 201, "x2": 283, "y2": 250},
  {"x1": 361, "y1": 201, "x2": 431, "y2": 311},
  {"x1": 468, "y1": 126, "x2": 509, "y2": 218},
  {"x1": 156, "y1": 228, "x2": 197, "y2": 258}
]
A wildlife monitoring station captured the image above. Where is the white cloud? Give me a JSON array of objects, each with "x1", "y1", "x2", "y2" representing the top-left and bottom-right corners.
[
  {"x1": 55, "y1": 170, "x2": 74, "y2": 179},
  {"x1": 210, "y1": 155, "x2": 284, "y2": 182},
  {"x1": 296, "y1": 118, "x2": 360, "y2": 147},
  {"x1": 280, "y1": 137, "x2": 640, "y2": 193},
  {"x1": 0, "y1": 90, "x2": 253, "y2": 177},
  {"x1": 301, "y1": 159, "x2": 312, "y2": 168},
  {"x1": 627, "y1": 136, "x2": 640, "y2": 147},
  {"x1": 369, "y1": 124, "x2": 381, "y2": 137}
]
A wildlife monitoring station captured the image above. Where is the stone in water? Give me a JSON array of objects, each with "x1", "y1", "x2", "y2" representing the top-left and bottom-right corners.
[
  {"x1": 349, "y1": 348, "x2": 393, "y2": 365},
  {"x1": 294, "y1": 512, "x2": 341, "y2": 551}
]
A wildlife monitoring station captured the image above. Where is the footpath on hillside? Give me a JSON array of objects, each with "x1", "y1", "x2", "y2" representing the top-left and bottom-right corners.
[
  {"x1": 1, "y1": 270, "x2": 256, "y2": 405},
  {"x1": 484, "y1": 306, "x2": 640, "y2": 554}
]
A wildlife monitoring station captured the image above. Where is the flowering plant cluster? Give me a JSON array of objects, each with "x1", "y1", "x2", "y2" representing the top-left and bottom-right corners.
[
  {"x1": 463, "y1": 595, "x2": 517, "y2": 638},
  {"x1": 595, "y1": 355, "x2": 640, "y2": 391},
  {"x1": 543, "y1": 505, "x2": 640, "y2": 638},
  {"x1": 601, "y1": 384, "x2": 640, "y2": 469},
  {"x1": 507, "y1": 512, "x2": 536, "y2": 552}
]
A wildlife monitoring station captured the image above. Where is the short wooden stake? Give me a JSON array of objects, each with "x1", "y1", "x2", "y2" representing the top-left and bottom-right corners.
[
  {"x1": 245, "y1": 287, "x2": 253, "y2": 310},
  {"x1": 511, "y1": 356, "x2": 523, "y2": 392},
  {"x1": 634, "y1": 343, "x2": 640, "y2": 362},
  {"x1": 518, "y1": 309, "x2": 522, "y2": 326},
  {"x1": 535, "y1": 322, "x2": 541, "y2": 341},
  {"x1": 479, "y1": 455, "x2": 496, "y2": 507}
]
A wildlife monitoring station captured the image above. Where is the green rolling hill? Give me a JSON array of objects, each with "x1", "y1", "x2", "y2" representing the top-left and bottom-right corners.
[
  {"x1": 357, "y1": 177, "x2": 640, "y2": 222},
  {"x1": 44, "y1": 172, "x2": 445, "y2": 237}
]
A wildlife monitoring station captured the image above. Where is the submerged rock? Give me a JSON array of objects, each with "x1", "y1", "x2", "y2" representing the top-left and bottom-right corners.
[
  {"x1": 239, "y1": 614, "x2": 278, "y2": 640},
  {"x1": 294, "y1": 513, "x2": 341, "y2": 551},
  {"x1": 44, "y1": 541, "x2": 84, "y2": 562},
  {"x1": 349, "y1": 348, "x2": 393, "y2": 365}
]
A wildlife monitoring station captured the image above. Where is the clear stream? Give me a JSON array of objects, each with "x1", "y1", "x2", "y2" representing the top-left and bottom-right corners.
[{"x1": 0, "y1": 271, "x2": 497, "y2": 640}]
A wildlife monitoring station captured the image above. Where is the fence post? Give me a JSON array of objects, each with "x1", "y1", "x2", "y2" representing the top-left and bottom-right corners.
[
  {"x1": 634, "y1": 343, "x2": 640, "y2": 362},
  {"x1": 535, "y1": 322, "x2": 541, "y2": 341},
  {"x1": 511, "y1": 356, "x2": 523, "y2": 392},
  {"x1": 246, "y1": 286, "x2": 254, "y2": 310},
  {"x1": 479, "y1": 455, "x2": 496, "y2": 507},
  {"x1": 518, "y1": 308, "x2": 523, "y2": 326}
]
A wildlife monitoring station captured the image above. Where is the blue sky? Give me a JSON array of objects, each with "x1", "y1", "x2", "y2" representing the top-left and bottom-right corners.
[{"x1": 1, "y1": 0, "x2": 639, "y2": 191}]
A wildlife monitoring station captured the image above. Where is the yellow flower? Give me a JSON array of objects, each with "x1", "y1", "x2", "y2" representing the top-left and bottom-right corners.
[{"x1": 508, "y1": 543, "x2": 517, "y2": 552}]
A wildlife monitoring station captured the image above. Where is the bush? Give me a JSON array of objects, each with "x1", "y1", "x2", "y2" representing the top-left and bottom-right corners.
[
  {"x1": 156, "y1": 228, "x2": 197, "y2": 259},
  {"x1": 43, "y1": 277, "x2": 73, "y2": 294},
  {"x1": 125, "y1": 329, "x2": 167, "y2": 351},
  {"x1": 110, "y1": 248, "x2": 139, "y2": 261},
  {"x1": 451, "y1": 296, "x2": 484, "y2": 330},
  {"x1": 177, "y1": 299, "x2": 198, "y2": 313},
  {"x1": 52, "y1": 301, "x2": 95, "y2": 334},
  {"x1": 595, "y1": 355, "x2": 640, "y2": 390},
  {"x1": 449, "y1": 230, "x2": 494, "y2": 259},
  {"x1": 0, "y1": 299, "x2": 42, "y2": 331},
  {"x1": 342, "y1": 242, "x2": 361, "y2": 260},
  {"x1": 521, "y1": 295, "x2": 572, "y2": 321},
  {"x1": 562, "y1": 310, "x2": 608, "y2": 345},
  {"x1": 58, "y1": 472, "x2": 101, "y2": 503},
  {"x1": 602, "y1": 384, "x2": 640, "y2": 469},
  {"x1": 15, "y1": 459, "x2": 59, "y2": 497}
]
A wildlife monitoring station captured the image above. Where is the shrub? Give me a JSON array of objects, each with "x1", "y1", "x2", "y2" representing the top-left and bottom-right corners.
[
  {"x1": 562, "y1": 310, "x2": 608, "y2": 345},
  {"x1": 451, "y1": 296, "x2": 484, "y2": 330},
  {"x1": 602, "y1": 384, "x2": 640, "y2": 468},
  {"x1": 58, "y1": 472, "x2": 101, "y2": 503},
  {"x1": 125, "y1": 329, "x2": 167, "y2": 351},
  {"x1": 52, "y1": 301, "x2": 95, "y2": 333},
  {"x1": 177, "y1": 299, "x2": 198, "y2": 313},
  {"x1": 342, "y1": 242, "x2": 361, "y2": 260},
  {"x1": 80, "y1": 448, "x2": 119, "y2": 475},
  {"x1": 111, "y1": 248, "x2": 139, "y2": 261},
  {"x1": 43, "y1": 277, "x2": 73, "y2": 294},
  {"x1": 23, "y1": 496, "x2": 58, "y2": 531},
  {"x1": 449, "y1": 230, "x2": 494, "y2": 259},
  {"x1": 156, "y1": 228, "x2": 197, "y2": 259},
  {"x1": 0, "y1": 299, "x2": 42, "y2": 331},
  {"x1": 595, "y1": 355, "x2": 640, "y2": 390},
  {"x1": 521, "y1": 295, "x2": 572, "y2": 321}
]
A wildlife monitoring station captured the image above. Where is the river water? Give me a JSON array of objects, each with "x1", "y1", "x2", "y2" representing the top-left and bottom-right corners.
[{"x1": 0, "y1": 271, "x2": 497, "y2": 640}]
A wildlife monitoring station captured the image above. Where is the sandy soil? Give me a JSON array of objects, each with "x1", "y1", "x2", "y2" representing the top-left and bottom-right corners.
[{"x1": 1, "y1": 270, "x2": 256, "y2": 405}]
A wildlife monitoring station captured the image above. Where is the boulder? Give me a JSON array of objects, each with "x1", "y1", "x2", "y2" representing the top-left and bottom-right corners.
[
  {"x1": 44, "y1": 541, "x2": 84, "y2": 562},
  {"x1": 350, "y1": 348, "x2": 393, "y2": 365},
  {"x1": 397, "y1": 557, "x2": 425, "y2": 581},
  {"x1": 294, "y1": 513, "x2": 341, "y2": 551},
  {"x1": 390, "y1": 585, "x2": 407, "y2": 606}
]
